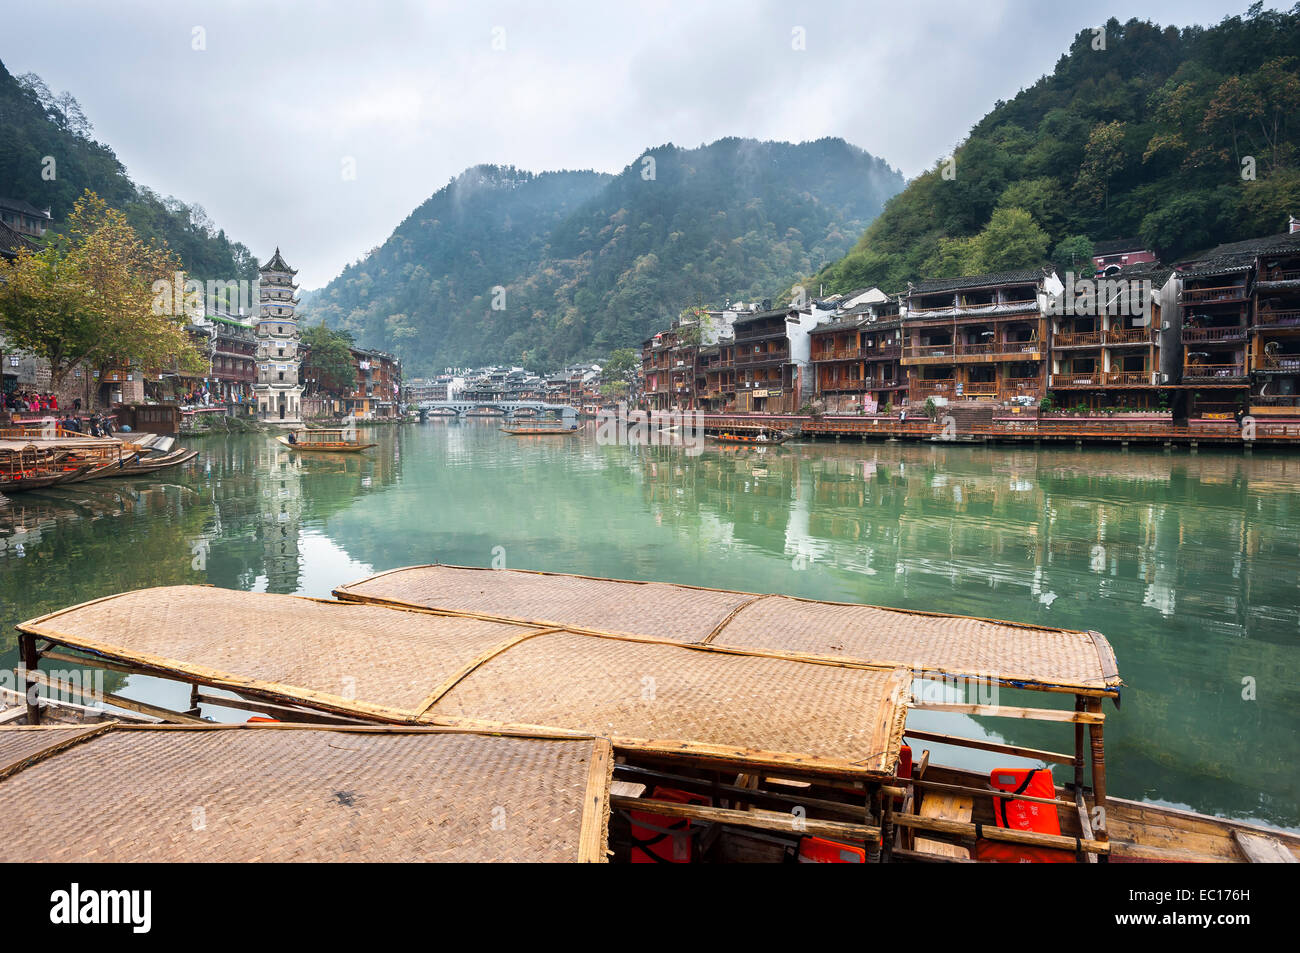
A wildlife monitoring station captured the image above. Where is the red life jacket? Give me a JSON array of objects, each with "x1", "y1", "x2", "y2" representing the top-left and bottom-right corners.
[{"x1": 974, "y1": 768, "x2": 1074, "y2": 863}]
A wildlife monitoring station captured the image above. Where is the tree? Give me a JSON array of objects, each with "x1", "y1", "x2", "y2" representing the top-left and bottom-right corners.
[
  {"x1": 602, "y1": 347, "x2": 638, "y2": 385},
  {"x1": 974, "y1": 207, "x2": 1050, "y2": 272},
  {"x1": 1076, "y1": 121, "x2": 1128, "y2": 213},
  {"x1": 1053, "y1": 235, "x2": 1095, "y2": 273},
  {"x1": 301, "y1": 322, "x2": 357, "y2": 395},
  {"x1": 0, "y1": 190, "x2": 205, "y2": 389}
]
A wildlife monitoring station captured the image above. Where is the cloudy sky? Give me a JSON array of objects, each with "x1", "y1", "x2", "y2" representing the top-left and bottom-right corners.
[{"x1": 3, "y1": 0, "x2": 1275, "y2": 287}]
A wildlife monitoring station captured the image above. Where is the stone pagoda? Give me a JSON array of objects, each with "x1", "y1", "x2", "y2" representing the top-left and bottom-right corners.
[{"x1": 252, "y1": 248, "x2": 303, "y2": 426}]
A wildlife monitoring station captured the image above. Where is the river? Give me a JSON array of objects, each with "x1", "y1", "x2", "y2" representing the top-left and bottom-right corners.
[{"x1": 2, "y1": 420, "x2": 1297, "y2": 829}]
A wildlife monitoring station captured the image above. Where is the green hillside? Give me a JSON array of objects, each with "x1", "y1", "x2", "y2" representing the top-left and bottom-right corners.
[
  {"x1": 0, "y1": 60, "x2": 256, "y2": 281},
  {"x1": 815, "y1": 6, "x2": 1300, "y2": 294},
  {"x1": 305, "y1": 138, "x2": 903, "y2": 373}
]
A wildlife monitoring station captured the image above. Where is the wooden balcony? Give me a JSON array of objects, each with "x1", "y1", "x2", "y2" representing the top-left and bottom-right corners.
[
  {"x1": 903, "y1": 341, "x2": 1041, "y2": 364},
  {"x1": 1183, "y1": 363, "x2": 1247, "y2": 381},
  {"x1": 998, "y1": 378, "x2": 1043, "y2": 401},
  {"x1": 1180, "y1": 285, "x2": 1248, "y2": 304},
  {"x1": 910, "y1": 379, "x2": 956, "y2": 399},
  {"x1": 1105, "y1": 327, "x2": 1155, "y2": 345},
  {"x1": 1258, "y1": 354, "x2": 1300, "y2": 373},
  {"x1": 734, "y1": 350, "x2": 789, "y2": 366},
  {"x1": 863, "y1": 345, "x2": 902, "y2": 361},
  {"x1": 961, "y1": 381, "x2": 999, "y2": 398},
  {"x1": 817, "y1": 379, "x2": 871, "y2": 392},
  {"x1": 1256, "y1": 310, "x2": 1300, "y2": 328},
  {"x1": 812, "y1": 346, "x2": 865, "y2": 362},
  {"x1": 1182, "y1": 326, "x2": 1247, "y2": 343},
  {"x1": 1053, "y1": 330, "x2": 1102, "y2": 347}
]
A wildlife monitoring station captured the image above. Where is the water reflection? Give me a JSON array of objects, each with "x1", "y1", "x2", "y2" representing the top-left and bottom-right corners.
[{"x1": 0, "y1": 422, "x2": 1296, "y2": 828}]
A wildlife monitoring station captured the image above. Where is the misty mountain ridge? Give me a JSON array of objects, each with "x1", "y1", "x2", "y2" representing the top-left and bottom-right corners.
[{"x1": 303, "y1": 137, "x2": 904, "y2": 372}]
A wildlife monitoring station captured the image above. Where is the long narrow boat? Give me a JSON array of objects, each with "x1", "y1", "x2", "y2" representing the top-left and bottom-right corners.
[
  {"x1": 58, "y1": 452, "x2": 140, "y2": 484},
  {"x1": 275, "y1": 428, "x2": 376, "y2": 453},
  {"x1": 114, "y1": 447, "x2": 198, "y2": 475},
  {"x1": 15, "y1": 572, "x2": 1300, "y2": 863},
  {"x1": 707, "y1": 427, "x2": 791, "y2": 445},
  {"x1": 500, "y1": 424, "x2": 578, "y2": 436}
]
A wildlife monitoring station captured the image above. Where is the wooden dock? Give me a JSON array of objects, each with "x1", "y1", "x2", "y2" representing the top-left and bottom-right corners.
[{"x1": 682, "y1": 413, "x2": 1300, "y2": 448}]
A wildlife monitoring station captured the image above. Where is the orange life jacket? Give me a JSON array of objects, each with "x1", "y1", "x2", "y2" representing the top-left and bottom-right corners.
[
  {"x1": 974, "y1": 768, "x2": 1074, "y2": 863},
  {"x1": 630, "y1": 786, "x2": 711, "y2": 863}
]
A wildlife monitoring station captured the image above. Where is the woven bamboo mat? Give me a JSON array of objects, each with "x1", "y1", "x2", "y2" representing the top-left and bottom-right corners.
[
  {"x1": 425, "y1": 631, "x2": 910, "y2": 776},
  {"x1": 335, "y1": 564, "x2": 756, "y2": 641},
  {"x1": 338, "y1": 565, "x2": 1119, "y2": 692},
  {"x1": 0, "y1": 725, "x2": 611, "y2": 862},
  {"x1": 712, "y1": 596, "x2": 1120, "y2": 690},
  {"x1": 0, "y1": 725, "x2": 108, "y2": 780},
  {"x1": 18, "y1": 586, "x2": 537, "y2": 720}
]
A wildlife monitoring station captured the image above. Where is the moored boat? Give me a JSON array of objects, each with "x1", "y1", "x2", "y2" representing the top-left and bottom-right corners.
[
  {"x1": 276, "y1": 428, "x2": 376, "y2": 452},
  {"x1": 500, "y1": 423, "x2": 578, "y2": 435},
  {"x1": 707, "y1": 427, "x2": 791, "y2": 445},
  {"x1": 15, "y1": 568, "x2": 1299, "y2": 863}
]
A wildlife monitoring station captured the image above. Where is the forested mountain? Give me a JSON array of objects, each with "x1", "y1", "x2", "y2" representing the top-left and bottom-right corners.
[
  {"x1": 304, "y1": 138, "x2": 902, "y2": 373},
  {"x1": 0, "y1": 60, "x2": 257, "y2": 280},
  {"x1": 814, "y1": 6, "x2": 1300, "y2": 295}
]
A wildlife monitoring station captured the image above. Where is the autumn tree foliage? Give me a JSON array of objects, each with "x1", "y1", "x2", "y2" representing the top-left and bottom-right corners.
[{"x1": 0, "y1": 190, "x2": 206, "y2": 388}]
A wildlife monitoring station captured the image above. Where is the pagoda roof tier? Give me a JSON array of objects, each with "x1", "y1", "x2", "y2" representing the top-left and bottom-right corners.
[{"x1": 259, "y1": 247, "x2": 297, "y2": 275}]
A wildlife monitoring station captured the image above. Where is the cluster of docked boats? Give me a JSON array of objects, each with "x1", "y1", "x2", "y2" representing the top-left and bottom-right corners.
[
  {"x1": 0, "y1": 426, "x2": 197, "y2": 495},
  {"x1": 4, "y1": 565, "x2": 1297, "y2": 863}
]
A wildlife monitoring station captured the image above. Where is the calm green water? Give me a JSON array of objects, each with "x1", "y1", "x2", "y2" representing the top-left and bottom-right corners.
[{"x1": 2, "y1": 421, "x2": 1297, "y2": 828}]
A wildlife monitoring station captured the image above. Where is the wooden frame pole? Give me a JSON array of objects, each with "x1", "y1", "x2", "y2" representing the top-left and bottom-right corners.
[
  {"x1": 19, "y1": 631, "x2": 40, "y2": 725},
  {"x1": 1087, "y1": 697, "x2": 1109, "y2": 847}
]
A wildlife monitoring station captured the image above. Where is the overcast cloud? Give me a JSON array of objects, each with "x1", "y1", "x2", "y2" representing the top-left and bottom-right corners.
[{"x1": 1, "y1": 0, "x2": 1277, "y2": 286}]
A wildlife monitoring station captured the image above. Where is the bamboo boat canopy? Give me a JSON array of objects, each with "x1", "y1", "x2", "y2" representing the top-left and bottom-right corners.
[
  {"x1": 18, "y1": 586, "x2": 912, "y2": 777},
  {"x1": 334, "y1": 565, "x2": 1121, "y2": 695},
  {"x1": 0, "y1": 723, "x2": 611, "y2": 862}
]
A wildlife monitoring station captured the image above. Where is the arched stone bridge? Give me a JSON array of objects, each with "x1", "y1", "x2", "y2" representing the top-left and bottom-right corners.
[{"x1": 418, "y1": 400, "x2": 578, "y2": 421}]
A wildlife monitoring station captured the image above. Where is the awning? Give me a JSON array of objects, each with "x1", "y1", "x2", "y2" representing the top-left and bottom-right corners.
[{"x1": 0, "y1": 723, "x2": 611, "y2": 861}]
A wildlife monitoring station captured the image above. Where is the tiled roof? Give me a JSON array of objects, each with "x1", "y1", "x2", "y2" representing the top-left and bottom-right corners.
[
  {"x1": 260, "y1": 247, "x2": 297, "y2": 274},
  {"x1": 0, "y1": 196, "x2": 52, "y2": 219},
  {"x1": 0, "y1": 219, "x2": 39, "y2": 259},
  {"x1": 1105, "y1": 261, "x2": 1173, "y2": 288},
  {"x1": 734, "y1": 306, "x2": 799, "y2": 325},
  {"x1": 810, "y1": 316, "x2": 868, "y2": 334},
  {"x1": 1176, "y1": 230, "x2": 1300, "y2": 277},
  {"x1": 909, "y1": 267, "x2": 1046, "y2": 295}
]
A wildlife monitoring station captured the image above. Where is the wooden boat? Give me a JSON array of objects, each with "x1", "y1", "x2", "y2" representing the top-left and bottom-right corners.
[
  {"x1": 115, "y1": 447, "x2": 198, "y2": 475},
  {"x1": 0, "y1": 441, "x2": 91, "y2": 493},
  {"x1": 16, "y1": 571, "x2": 1300, "y2": 864},
  {"x1": 707, "y1": 427, "x2": 791, "y2": 445},
  {"x1": 57, "y1": 452, "x2": 140, "y2": 484},
  {"x1": 276, "y1": 429, "x2": 376, "y2": 453},
  {"x1": 500, "y1": 424, "x2": 578, "y2": 435}
]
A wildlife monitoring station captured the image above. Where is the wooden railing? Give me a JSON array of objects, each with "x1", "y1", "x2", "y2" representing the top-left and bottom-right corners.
[
  {"x1": 734, "y1": 350, "x2": 789, "y2": 365},
  {"x1": 1053, "y1": 331, "x2": 1102, "y2": 347},
  {"x1": 904, "y1": 341, "x2": 1040, "y2": 360},
  {"x1": 1183, "y1": 363, "x2": 1246, "y2": 380},
  {"x1": 1183, "y1": 326, "x2": 1247, "y2": 343},
  {"x1": 1256, "y1": 310, "x2": 1300, "y2": 327},
  {"x1": 1259, "y1": 354, "x2": 1300, "y2": 372},
  {"x1": 1105, "y1": 327, "x2": 1153, "y2": 345},
  {"x1": 910, "y1": 379, "x2": 956, "y2": 399},
  {"x1": 1051, "y1": 370, "x2": 1153, "y2": 388},
  {"x1": 1181, "y1": 285, "x2": 1247, "y2": 303}
]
